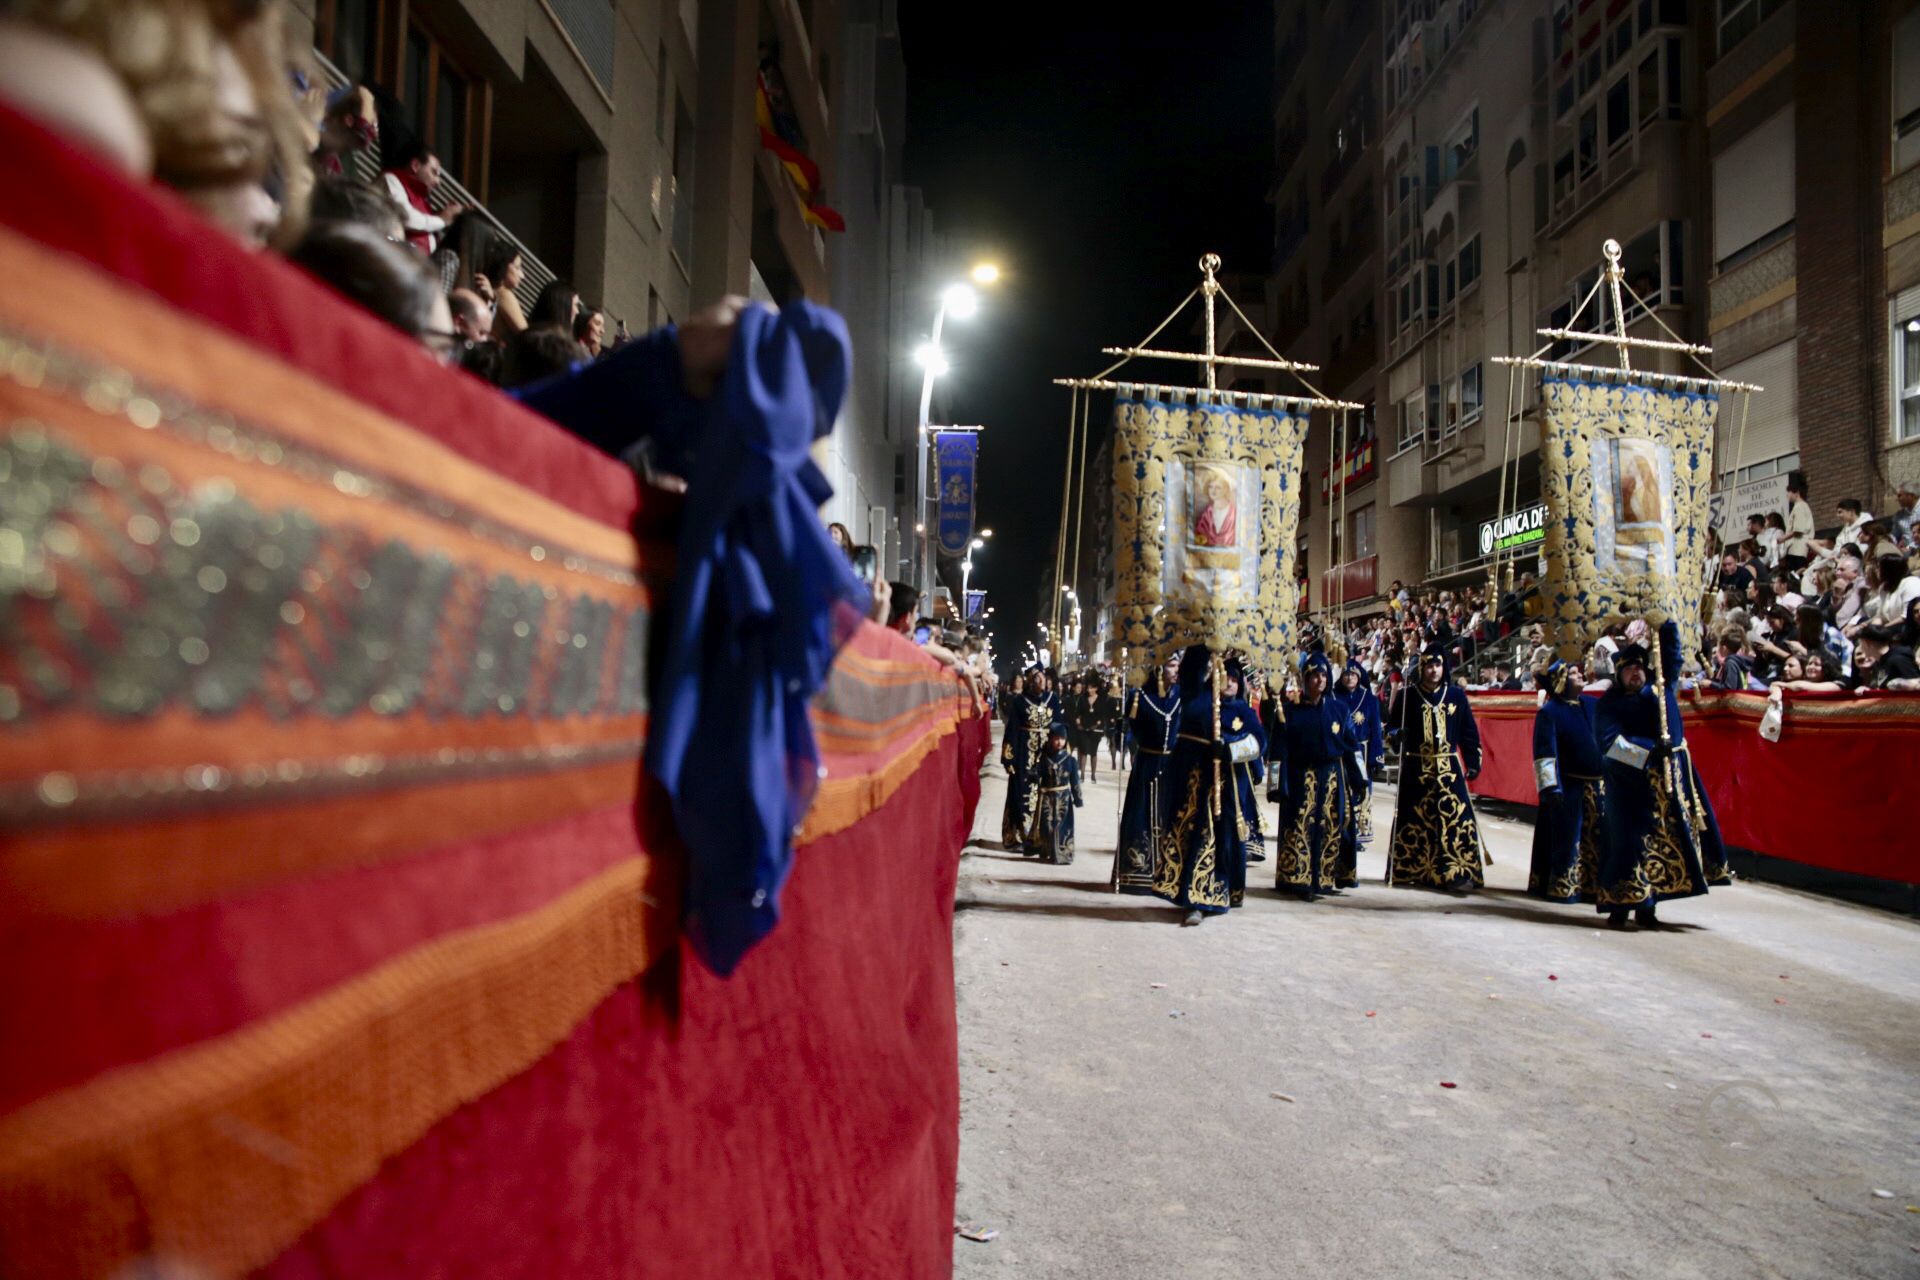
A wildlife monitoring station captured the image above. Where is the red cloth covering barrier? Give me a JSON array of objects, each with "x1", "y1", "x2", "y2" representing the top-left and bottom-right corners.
[
  {"x1": 1466, "y1": 690, "x2": 1920, "y2": 884},
  {"x1": 0, "y1": 101, "x2": 987, "y2": 1278}
]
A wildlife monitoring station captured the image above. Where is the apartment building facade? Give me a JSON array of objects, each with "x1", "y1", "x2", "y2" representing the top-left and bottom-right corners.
[
  {"x1": 286, "y1": 0, "x2": 923, "y2": 564},
  {"x1": 1704, "y1": 0, "x2": 1920, "y2": 528},
  {"x1": 1279, "y1": 0, "x2": 1906, "y2": 613}
]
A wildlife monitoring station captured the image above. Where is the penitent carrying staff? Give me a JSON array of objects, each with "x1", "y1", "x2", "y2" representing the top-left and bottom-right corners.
[
  {"x1": 1386, "y1": 642, "x2": 1486, "y2": 895},
  {"x1": 1592, "y1": 620, "x2": 1731, "y2": 929}
]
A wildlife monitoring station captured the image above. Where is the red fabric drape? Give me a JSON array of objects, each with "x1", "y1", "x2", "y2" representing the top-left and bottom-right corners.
[
  {"x1": 0, "y1": 99, "x2": 990, "y2": 1277},
  {"x1": 1466, "y1": 691, "x2": 1920, "y2": 884},
  {"x1": 268, "y1": 726, "x2": 979, "y2": 1280}
]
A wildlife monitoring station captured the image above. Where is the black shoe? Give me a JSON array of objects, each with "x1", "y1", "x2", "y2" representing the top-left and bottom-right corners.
[
  {"x1": 1635, "y1": 905, "x2": 1658, "y2": 928},
  {"x1": 1607, "y1": 908, "x2": 1630, "y2": 930}
]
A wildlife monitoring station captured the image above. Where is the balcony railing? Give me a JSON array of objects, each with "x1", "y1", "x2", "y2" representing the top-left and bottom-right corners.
[
  {"x1": 313, "y1": 52, "x2": 560, "y2": 316},
  {"x1": 1320, "y1": 555, "x2": 1380, "y2": 609}
]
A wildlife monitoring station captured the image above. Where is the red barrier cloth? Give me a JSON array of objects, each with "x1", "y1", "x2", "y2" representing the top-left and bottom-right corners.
[
  {"x1": 268, "y1": 723, "x2": 977, "y2": 1280},
  {"x1": 0, "y1": 100, "x2": 987, "y2": 1278},
  {"x1": 1466, "y1": 690, "x2": 1920, "y2": 884}
]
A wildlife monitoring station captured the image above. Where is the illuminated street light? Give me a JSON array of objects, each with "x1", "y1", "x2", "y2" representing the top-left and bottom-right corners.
[
  {"x1": 913, "y1": 342, "x2": 950, "y2": 376},
  {"x1": 971, "y1": 263, "x2": 1002, "y2": 286},
  {"x1": 913, "y1": 265, "x2": 1003, "y2": 599}
]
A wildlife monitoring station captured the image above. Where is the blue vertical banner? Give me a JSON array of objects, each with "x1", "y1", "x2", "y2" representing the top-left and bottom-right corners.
[
  {"x1": 965, "y1": 590, "x2": 987, "y2": 619},
  {"x1": 935, "y1": 431, "x2": 978, "y2": 557}
]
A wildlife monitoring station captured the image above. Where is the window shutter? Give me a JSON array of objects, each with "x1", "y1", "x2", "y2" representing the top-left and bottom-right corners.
[
  {"x1": 1716, "y1": 340, "x2": 1797, "y2": 474},
  {"x1": 1711, "y1": 106, "x2": 1795, "y2": 265}
]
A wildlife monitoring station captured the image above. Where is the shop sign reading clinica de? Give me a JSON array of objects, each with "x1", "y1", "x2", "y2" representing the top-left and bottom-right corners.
[{"x1": 1478, "y1": 503, "x2": 1548, "y2": 557}]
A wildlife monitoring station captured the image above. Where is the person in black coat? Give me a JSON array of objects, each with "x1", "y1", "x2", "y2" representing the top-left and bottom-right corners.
[{"x1": 1527, "y1": 659, "x2": 1606, "y2": 903}]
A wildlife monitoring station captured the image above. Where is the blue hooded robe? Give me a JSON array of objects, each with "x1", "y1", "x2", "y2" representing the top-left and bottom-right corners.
[
  {"x1": 1151, "y1": 646, "x2": 1267, "y2": 915},
  {"x1": 1387, "y1": 647, "x2": 1486, "y2": 893},
  {"x1": 1113, "y1": 678, "x2": 1181, "y2": 894},
  {"x1": 1527, "y1": 663, "x2": 1607, "y2": 903}
]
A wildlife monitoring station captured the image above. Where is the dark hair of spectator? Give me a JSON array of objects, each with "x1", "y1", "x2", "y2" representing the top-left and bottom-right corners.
[
  {"x1": 1856, "y1": 624, "x2": 1899, "y2": 647},
  {"x1": 289, "y1": 221, "x2": 442, "y2": 342},
  {"x1": 439, "y1": 211, "x2": 495, "y2": 280},
  {"x1": 1878, "y1": 553, "x2": 1909, "y2": 588},
  {"x1": 1839, "y1": 498, "x2": 1863, "y2": 514},
  {"x1": 884, "y1": 582, "x2": 920, "y2": 630},
  {"x1": 1794, "y1": 605, "x2": 1825, "y2": 652},
  {"x1": 479, "y1": 237, "x2": 522, "y2": 287},
  {"x1": 308, "y1": 175, "x2": 404, "y2": 238},
  {"x1": 1765, "y1": 511, "x2": 1785, "y2": 530},
  {"x1": 530, "y1": 279, "x2": 579, "y2": 327},
  {"x1": 572, "y1": 307, "x2": 603, "y2": 342},
  {"x1": 392, "y1": 139, "x2": 435, "y2": 169},
  {"x1": 500, "y1": 325, "x2": 586, "y2": 389},
  {"x1": 1786, "y1": 470, "x2": 1807, "y2": 498}
]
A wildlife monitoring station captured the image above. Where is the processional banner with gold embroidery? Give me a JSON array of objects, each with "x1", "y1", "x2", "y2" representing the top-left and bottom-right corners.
[
  {"x1": 1109, "y1": 398, "x2": 1306, "y2": 682},
  {"x1": 1538, "y1": 377, "x2": 1718, "y2": 659}
]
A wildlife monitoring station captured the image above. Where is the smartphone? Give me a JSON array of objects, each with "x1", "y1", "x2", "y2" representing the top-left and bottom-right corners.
[
  {"x1": 851, "y1": 544, "x2": 878, "y2": 585},
  {"x1": 913, "y1": 625, "x2": 932, "y2": 645}
]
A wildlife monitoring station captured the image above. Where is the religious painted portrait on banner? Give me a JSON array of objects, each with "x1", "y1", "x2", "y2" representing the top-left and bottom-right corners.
[
  {"x1": 1591, "y1": 435, "x2": 1675, "y2": 575},
  {"x1": 1190, "y1": 464, "x2": 1239, "y2": 549}
]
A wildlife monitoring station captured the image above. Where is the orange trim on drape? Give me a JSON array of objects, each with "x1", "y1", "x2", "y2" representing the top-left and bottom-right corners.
[
  {"x1": 0, "y1": 225, "x2": 643, "y2": 571},
  {"x1": 3, "y1": 759, "x2": 645, "y2": 920},
  {"x1": 798, "y1": 715, "x2": 960, "y2": 845},
  {"x1": 0, "y1": 854, "x2": 677, "y2": 1280}
]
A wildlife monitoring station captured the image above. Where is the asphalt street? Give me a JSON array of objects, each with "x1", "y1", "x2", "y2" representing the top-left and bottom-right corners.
[{"x1": 952, "y1": 737, "x2": 1920, "y2": 1279}]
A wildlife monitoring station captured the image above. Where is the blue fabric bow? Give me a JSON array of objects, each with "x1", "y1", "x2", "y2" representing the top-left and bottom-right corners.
[{"x1": 516, "y1": 303, "x2": 867, "y2": 975}]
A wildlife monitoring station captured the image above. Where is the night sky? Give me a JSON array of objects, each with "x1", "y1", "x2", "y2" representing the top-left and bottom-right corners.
[{"x1": 898, "y1": 6, "x2": 1274, "y2": 670}]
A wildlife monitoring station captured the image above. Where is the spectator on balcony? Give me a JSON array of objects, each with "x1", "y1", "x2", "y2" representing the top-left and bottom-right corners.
[
  {"x1": 1890, "y1": 485, "x2": 1919, "y2": 549},
  {"x1": 1750, "y1": 605, "x2": 1797, "y2": 684},
  {"x1": 1851, "y1": 624, "x2": 1920, "y2": 693},
  {"x1": 1860, "y1": 553, "x2": 1920, "y2": 631},
  {"x1": 1834, "y1": 498, "x2": 1873, "y2": 554},
  {"x1": 500, "y1": 324, "x2": 589, "y2": 388},
  {"x1": 381, "y1": 140, "x2": 465, "y2": 255},
  {"x1": 1857, "y1": 520, "x2": 1902, "y2": 563},
  {"x1": 1493, "y1": 662, "x2": 1523, "y2": 692},
  {"x1": 467, "y1": 243, "x2": 521, "y2": 336},
  {"x1": 307, "y1": 173, "x2": 403, "y2": 241},
  {"x1": 1744, "y1": 514, "x2": 1771, "y2": 565},
  {"x1": 313, "y1": 84, "x2": 378, "y2": 177},
  {"x1": 431, "y1": 210, "x2": 495, "y2": 296},
  {"x1": 574, "y1": 306, "x2": 607, "y2": 359},
  {"x1": 1770, "y1": 567, "x2": 1804, "y2": 612},
  {"x1": 289, "y1": 220, "x2": 457, "y2": 362},
  {"x1": 1711, "y1": 629, "x2": 1755, "y2": 691},
  {"x1": 530, "y1": 279, "x2": 580, "y2": 328},
  {"x1": 1780, "y1": 471, "x2": 1814, "y2": 572},
  {"x1": 1828, "y1": 554, "x2": 1868, "y2": 631},
  {"x1": 1790, "y1": 603, "x2": 1852, "y2": 678}
]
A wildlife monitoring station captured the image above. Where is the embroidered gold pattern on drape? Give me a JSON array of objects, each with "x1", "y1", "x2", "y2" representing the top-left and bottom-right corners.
[
  {"x1": 1538, "y1": 378, "x2": 1718, "y2": 660},
  {"x1": 1109, "y1": 398, "x2": 1305, "y2": 684}
]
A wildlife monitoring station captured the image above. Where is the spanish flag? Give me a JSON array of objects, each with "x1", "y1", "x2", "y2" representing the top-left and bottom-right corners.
[{"x1": 755, "y1": 74, "x2": 845, "y2": 233}]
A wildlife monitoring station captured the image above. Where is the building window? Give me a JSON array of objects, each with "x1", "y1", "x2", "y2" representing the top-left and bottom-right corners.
[
  {"x1": 1898, "y1": 310, "x2": 1920, "y2": 443},
  {"x1": 1895, "y1": 9, "x2": 1920, "y2": 172},
  {"x1": 1446, "y1": 107, "x2": 1480, "y2": 178},
  {"x1": 1458, "y1": 235, "x2": 1482, "y2": 292},
  {"x1": 1350, "y1": 504, "x2": 1377, "y2": 560},
  {"x1": 1606, "y1": 75, "x2": 1631, "y2": 151},
  {"x1": 1553, "y1": 145, "x2": 1575, "y2": 205},
  {"x1": 1638, "y1": 49, "x2": 1661, "y2": 124},
  {"x1": 1460, "y1": 363, "x2": 1484, "y2": 423},
  {"x1": 395, "y1": 21, "x2": 480, "y2": 186},
  {"x1": 1578, "y1": 106, "x2": 1598, "y2": 180},
  {"x1": 1607, "y1": 19, "x2": 1633, "y2": 67},
  {"x1": 1712, "y1": 105, "x2": 1794, "y2": 269},
  {"x1": 1398, "y1": 391, "x2": 1424, "y2": 451},
  {"x1": 1716, "y1": 0, "x2": 1786, "y2": 59}
]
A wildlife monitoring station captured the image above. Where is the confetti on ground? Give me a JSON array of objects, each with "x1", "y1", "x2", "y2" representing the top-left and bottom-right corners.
[
  {"x1": 1366, "y1": 1011, "x2": 1377, "y2": 1018},
  {"x1": 1665, "y1": 1083, "x2": 1678, "y2": 1090},
  {"x1": 1439, "y1": 1082, "x2": 1458, "y2": 1089},
  {"x1": 1872, "y1": 1189, "x2": 1894, "y2": 1199},
  {"x1": 1150, "y1": 982, "x2": 1167, "y2": 989},
  {"x1": 955, "y1": 1221, "x2": 999, "y2": 1243},
  {"x1": 1270, "y1": 1092, "x2": 1296, "y2": 1103},
  {"x1": 1774, "y1": 998, "x2": 1787, "y2": 1004},
  {"x1": 1169, "y1": 1010, "x2": 1185, "y2": 1019},
  {"x1": 1548, "y1": 974, "x2": 1558, "y2": 981},
  {"x1": 1488, "y1": 994, "x2": 1501, "y2": 1000},
  {"x1": 1701, "y1": 1033, "x2": 1714, "y2": 1039}
]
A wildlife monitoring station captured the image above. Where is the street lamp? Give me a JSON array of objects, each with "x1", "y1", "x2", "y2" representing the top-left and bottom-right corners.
[
  {"x1": 914, "y1": 265, "x2": 1001, "y2": 601},
  {"x1": 961, "y1": 536, "x2": 986, "y2": 606}
]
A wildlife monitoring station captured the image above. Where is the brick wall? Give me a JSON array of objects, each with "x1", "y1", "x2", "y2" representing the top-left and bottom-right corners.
[{"x1": 1793, "y1": 0, "x2": 1887, "y2": 509}]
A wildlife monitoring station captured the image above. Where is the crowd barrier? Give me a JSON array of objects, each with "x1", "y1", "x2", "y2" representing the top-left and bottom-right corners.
[
  {"x1": 0, "y1": 101, "x2": 988, "y2": 1278},
  {"x1": 1467, "y1": 690, "x2": 1919, "y2": 886}
]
